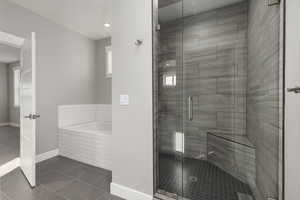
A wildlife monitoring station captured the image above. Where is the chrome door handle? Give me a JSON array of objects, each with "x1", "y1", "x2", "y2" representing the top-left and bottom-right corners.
[
  {"x1": 287, "y1": 86, "x2": 300, "y2": 93},
  {"x1": 24, "y1": 114, "x2": 40, "y2": 120},
  {"x1": 24, "y1": 114, "x2": 33, "y2": 119},
  {"x1": 188, "y1": 96, "x2": 193, "y2": 121},
  {"x1": 32, "y1": 114, "x2": 40, "y2": 119}
]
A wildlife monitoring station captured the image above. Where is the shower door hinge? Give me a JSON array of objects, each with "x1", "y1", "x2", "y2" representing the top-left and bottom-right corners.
[
  {"x1": 268, "y1": 0, "x2": 280, "y2": 6},
  {"x1": 156, "y1": 24, "x2": 161, "y2": 31}
]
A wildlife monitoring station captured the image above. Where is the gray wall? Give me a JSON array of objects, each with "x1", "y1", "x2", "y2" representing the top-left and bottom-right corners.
[
  {"x1": 247, "y1": 0, "x2": 281, "y2": 199},
  {"x1": 0, "y1": 62, "x2": 8, "y2": 124},
  {"x1": 285, "y1": 0, "x2": 300, "y2": 200},
  {"x1": 8, "y1": 62, "x2": 20, "y2": 125},
  {"x1": 96, "y1": 37, "x2": 112, "y2": 104},
  {"x1": 0, "y1": 0, "x2": 97, "y2": 154},
  {"x1": 112, "y1": 0, "x2": 153, "y2": 196}
]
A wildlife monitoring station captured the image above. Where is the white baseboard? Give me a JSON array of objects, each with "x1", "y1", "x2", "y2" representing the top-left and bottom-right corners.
[
  {"x1": 0, "y1": 158, "x2": 20, "y2": 177},
  {"x1": 110, "y1": 182, "x2": 153, "y2": 200},
  {"x1": 0, "y1": 123, "x2": 20, "y2": 128},
  {"x1": 0, "y1": 149, "x2": 59, "y2": 178},
  {"x1": 9, "y1": 122, "x2": 20, "y2": 128},
  {"x1": 0, "y1": 122, "x2": 9, "y2": 127},
  {"x1": 36, "y1": 149, "x2": 59, "y2": 163}
]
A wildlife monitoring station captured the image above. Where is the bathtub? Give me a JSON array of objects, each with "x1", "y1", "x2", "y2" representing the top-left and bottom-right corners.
[
  {"x1": 65, "y1": 121, "x2": 112, "y2": 134},
  {"x1": 58, "y1": 105, "x2": 112, "y2": 170}
]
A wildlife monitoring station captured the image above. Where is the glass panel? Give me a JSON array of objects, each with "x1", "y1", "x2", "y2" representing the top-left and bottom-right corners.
[
  {"x1": 181, "y1": 0, "x2": 282, "y2": 200},
  {"x1": 155, "y1": 0, "x2": 184, "y2": 198}
]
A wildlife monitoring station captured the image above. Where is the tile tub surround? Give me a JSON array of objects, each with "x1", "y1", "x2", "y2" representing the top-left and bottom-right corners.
[
  {"x1": 0, "y1": 126, "x2": 19, "y2": 166},
  {"x1": 58, "y1": 104, "x2": 112, "y2": 170},
  {"x1": 0, "y1": 156, "x2": 124, "y2": 200},
  {"x1": 58, "y1": 104, "x2": 112, "y2": 128},
  {"x1": 247, "y1": 0, "x2": 281, "y2": 199},
  {"x1": 157, "y1": 2, "x2": 248, "y2": 160},
  {"x1": 59, "y1": 122, "x2": 112, "y2": 171}
]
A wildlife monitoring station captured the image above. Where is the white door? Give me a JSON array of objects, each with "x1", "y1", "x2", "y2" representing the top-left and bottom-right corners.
[
  {"x1": 286, "y1": 1, "x2": 300, "y2": 199},
  {"x1": 20, "y1": 32, "x2": 37, "y2": 187}
]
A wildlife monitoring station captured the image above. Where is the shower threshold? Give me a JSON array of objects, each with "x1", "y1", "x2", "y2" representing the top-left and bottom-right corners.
[{"x1": 155, "y1": 190, "x2": 191, "y2": 200}]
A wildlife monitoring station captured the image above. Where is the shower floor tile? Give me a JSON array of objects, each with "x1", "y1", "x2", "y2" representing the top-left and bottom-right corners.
[
  {"x1": 0, "y1": 156, "x2": 124, "y2": 200},
  {"x1": 158, "y1": 153, "x2": 254, "y2": 200}
]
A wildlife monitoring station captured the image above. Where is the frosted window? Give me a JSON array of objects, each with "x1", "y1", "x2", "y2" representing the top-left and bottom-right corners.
[
  {"x1": 106, "y1": 46, "x2": 112, "y2": 78},
  {"x1": 13, "y1": 68, "x2": 20, "y2": 107}
]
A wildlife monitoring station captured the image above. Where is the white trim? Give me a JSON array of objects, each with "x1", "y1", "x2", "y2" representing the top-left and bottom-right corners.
[
  {"x1": 0, "y1": 31, "x2": 24, "y2": 48},
  {"x1": 110, "y1": 183, "x2": 153, "y2": 200},
  {"x1": 0, "y1": 123, "x2": 10, "y2": 127},
  {"x1": 36, "y1": 149, "x2": 59, "y2": 163},
  {"x1": 9, "y1": 123, "x2": 20, "y2": 128},
  {"x1": 0, "y1": 149, "x2": 59, "y2": 178},
  {"x1": 0, "y1": 158, "x2": 20, "y2": 178}
]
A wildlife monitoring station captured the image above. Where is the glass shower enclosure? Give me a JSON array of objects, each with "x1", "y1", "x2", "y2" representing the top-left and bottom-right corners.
[{"x1": 153, "y1": 0, "x2": 284, "y2": 200}]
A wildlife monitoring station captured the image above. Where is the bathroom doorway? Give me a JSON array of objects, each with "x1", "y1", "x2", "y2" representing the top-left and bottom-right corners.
[
  {"x1": 0, "y1": 31, "x2": 37, "y2": 187},
  {"x1": 0, "y1": 43, "x2": 20, "y2": 166}
]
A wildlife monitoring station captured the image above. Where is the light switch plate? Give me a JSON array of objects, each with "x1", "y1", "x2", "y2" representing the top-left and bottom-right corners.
[{"x1": 120, "y1": 95, "x2": 129, "y2": 105}]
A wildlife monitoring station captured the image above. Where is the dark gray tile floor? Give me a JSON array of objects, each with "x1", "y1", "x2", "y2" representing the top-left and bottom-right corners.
[
  {"x1": 0, "y1": 156, "x2": 124, "y2": 200},
  {"x1": 158, "y1": 153, "x2": 254, "y2": 200},
  {"x1": 0, "y1": 126, "x2": 20, "y2": 165}
]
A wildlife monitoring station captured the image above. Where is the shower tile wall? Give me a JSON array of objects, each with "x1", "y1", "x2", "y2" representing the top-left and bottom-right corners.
[
  {"x1": 247, "y1": 0, "x2": 280, "y2": 199},
  {"x1": 158, "y1": 2, "x2": 248, "y2": 159}
]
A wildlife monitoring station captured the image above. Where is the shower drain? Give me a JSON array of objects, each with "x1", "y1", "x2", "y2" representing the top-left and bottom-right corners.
[{"x1": 189, "y1": 176, "x2": 198, "y2": 182}]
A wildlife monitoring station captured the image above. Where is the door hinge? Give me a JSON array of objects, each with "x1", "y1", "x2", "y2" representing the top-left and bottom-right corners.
[{"x1": 268, "y1": 0, "x2": 280, "y2": 6}]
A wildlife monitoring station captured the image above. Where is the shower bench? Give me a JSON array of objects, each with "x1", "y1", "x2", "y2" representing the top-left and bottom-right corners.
[{"x1": 207, "y1": 132, "x2": 256, "y2": 188}]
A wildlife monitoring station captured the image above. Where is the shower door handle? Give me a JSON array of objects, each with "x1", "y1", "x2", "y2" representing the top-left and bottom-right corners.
[
  {"x1": 287, "y1": 86, "x2": 300, "y2": 93},
  {"x1": 188, "y1": 96, "x2": 193, "y2": 121}
]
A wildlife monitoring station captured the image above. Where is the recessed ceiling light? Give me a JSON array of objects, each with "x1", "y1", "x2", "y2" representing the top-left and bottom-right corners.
[{"x1": 104, "y1": 23, "x2": 111, "y2": 28}]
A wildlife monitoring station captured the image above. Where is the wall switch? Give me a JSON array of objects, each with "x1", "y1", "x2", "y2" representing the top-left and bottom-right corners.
[{"x1": 120, "y1": 95, "x2": 129, "y2": 105}]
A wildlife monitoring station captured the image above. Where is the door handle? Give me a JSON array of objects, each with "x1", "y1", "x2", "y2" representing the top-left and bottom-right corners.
[
  {"x1": 188, "y1": 96, "x2": 193, "y2": 121},
  {"x1": 287, "y1": 86, "x2": 300, "y2": 94},
  {"x1": 24, "y1": 114, "x2": 32, "y2": 119},
  {"x1": 24, "y1": 114, "x2": 40, "y2": 120}
]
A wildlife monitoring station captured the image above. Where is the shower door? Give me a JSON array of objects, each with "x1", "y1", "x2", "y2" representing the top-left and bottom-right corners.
[
  {"x1": 155, "y1": 0, "x2": 283, "y2": 200},
  {"x1": 181, "y1": 1, "x2": 251, "y2": 199}
]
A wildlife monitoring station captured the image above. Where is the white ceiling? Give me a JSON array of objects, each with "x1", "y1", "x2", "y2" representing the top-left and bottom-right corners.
[
  {"x1": 0, "y1": 44, "x2": 20, "y2": 63},
  {"x1": 159, "y1": 0, "x2": 245, "y2": 23},
  {"x1": 8, "y1": 0, "x2": 112, "y2": 40}
]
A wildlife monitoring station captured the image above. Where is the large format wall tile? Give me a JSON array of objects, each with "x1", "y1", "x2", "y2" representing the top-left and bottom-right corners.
[
  {"x1": 157, "y1": 2, "x2": 248, "y2": 159},
  {"x1": 247, "y1": 0, "x2": 280, "y2": 199}
]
